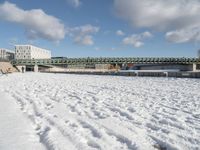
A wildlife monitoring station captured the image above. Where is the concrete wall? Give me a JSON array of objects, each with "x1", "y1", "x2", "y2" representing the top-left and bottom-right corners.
[
  {"x1": 95, "y1": 64, "x2": 111, "y2": 70},
  {"x1": 134, "y1": 64, "x2": 193, "y2": 71},
  {"x1": 47, "y1": 67, "x2": 67, "y2": 72}
]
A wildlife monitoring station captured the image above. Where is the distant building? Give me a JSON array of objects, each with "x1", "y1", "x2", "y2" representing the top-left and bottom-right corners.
[
  {"x1": 198, "y1": 49, "x2": 200, "y2": 58},
  {"x1": 15, "y1": 45, "x2": 51, "y2": 60},
  {"x1": 0, "y1": 48, "x2": 15, "y2": 61}
]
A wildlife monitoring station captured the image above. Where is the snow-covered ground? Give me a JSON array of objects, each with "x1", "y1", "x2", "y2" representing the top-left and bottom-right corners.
[{"x1": 0, "y1": 73, "x2": 200, "y2": 150}]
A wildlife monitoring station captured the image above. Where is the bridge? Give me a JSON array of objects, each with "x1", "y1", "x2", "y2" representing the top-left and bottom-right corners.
[
  {"x1": 11, "y1": 57, "x2": 200, "y2": 66},
  {"x1": 11, "y1": 57, "x2": 200, "y2": 73}
]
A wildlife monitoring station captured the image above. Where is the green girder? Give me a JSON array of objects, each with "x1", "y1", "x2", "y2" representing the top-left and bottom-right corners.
[{"x1": 11, "y1": 57, "x2": 200, "y2": 66}]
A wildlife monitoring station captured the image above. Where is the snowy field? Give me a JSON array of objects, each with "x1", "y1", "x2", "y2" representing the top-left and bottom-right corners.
[{"x1": 0, "y1": 73, "x2": 200, "y2": 150}]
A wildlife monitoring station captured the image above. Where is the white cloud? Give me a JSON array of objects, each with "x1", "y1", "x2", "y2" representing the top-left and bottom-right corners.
[
  {"x1": 74, "y1": 35, "x2": 94, "y2": 45},
  {"x1": 8, "y1": 37, "x2": 18, "y2": 46},
  {"x1": 0, "y1": 1, "x2": 65, "y2": 42},
  {"x1": 114, "y1": 0, "x2": 200, "y2": 43},
  {"x1": 123, "y1": 31, "x2": 152, "y2": 48},
  {"x1": 110, "y1": 47, "x2": 116, "y2": 51},
  {"x1": 166, "y1": 25, "x2": 200, "y2": 43},
  {"x1": 70, "y1": 24, "x2": 99, "y2": 35},
  {"x1": 114, "y1": 0, "x2": 200, "y2": 30},
  {"x1": 95, "y1": 47, "x2": 100, "y2": 51},
  {"x1": 116, "y1": 30, "x2": 125, "y2": 36},
  {"x1": 67, "y1": 0, "x2": 81, "y2": 8},
  {"x1": 68, "y1": 24, "x2": 99, "y2": 45}
]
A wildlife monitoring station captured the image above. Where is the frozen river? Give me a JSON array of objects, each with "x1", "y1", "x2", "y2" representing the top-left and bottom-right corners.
[{"x1": 0, "y1": 73, "x2": 200, "y2": 150}]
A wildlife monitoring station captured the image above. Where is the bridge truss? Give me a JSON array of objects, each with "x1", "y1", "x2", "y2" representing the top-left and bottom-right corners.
[{"x1": 11, "y1": 57, "x2": 200, "y2": 66}]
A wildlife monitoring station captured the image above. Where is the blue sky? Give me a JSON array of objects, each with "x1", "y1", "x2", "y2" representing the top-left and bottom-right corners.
[{"x1": 0, "y1": 0, "x2": 200, "y2": 57}]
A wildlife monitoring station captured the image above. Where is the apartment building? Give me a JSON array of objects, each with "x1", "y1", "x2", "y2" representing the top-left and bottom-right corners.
[{"x1": 0, "y1": 48, "x2": 15, "y2": 60}]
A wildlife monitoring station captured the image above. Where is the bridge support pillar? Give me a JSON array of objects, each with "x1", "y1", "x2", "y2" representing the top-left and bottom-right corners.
[
  {"x1": 193, "y1": 63, "x2": 197, "y2": 72},
  {"x1": 34, "y1": 65, "x2": 38, "y2": 72},
  {"x1": 122, "y1": 63, "x2": 127, "y2": 70},
  {"x1": 115, "y1": 64, "x2": 120, "y2": 70}
]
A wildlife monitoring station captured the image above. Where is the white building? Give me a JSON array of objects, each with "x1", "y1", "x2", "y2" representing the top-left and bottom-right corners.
[
  {"x1": 0, "y1": 48, "x2": 15, "y2": 60},
  {"x1": 15, "y1": 45, "x2": 51, "y2": 60}
]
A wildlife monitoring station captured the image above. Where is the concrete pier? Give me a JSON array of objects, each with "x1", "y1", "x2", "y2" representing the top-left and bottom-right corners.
[
  {"x1": 193, "y1": 63, "x2": 197, "y2": 71},
  {"x1": 34, "y1": 65, "x2": 38, "y2": 72}
]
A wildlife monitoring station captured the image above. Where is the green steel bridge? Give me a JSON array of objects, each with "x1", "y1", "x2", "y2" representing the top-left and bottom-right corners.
[{"x1": 11, "y1": 57, "x2": 200, "y2": 66}]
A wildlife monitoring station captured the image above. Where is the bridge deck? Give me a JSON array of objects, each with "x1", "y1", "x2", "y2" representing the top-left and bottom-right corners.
[{"x1": 11, "y1": 57, "x2": 200, "y2": 65}]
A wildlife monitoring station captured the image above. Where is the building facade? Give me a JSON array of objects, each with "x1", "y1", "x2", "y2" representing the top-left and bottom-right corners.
[
  {"x1": 0, "y1": 48, "x2": 15, "y2": 61},
  {"x1": 15, "y1": 45, "x2": 51, "y2": 60}
]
